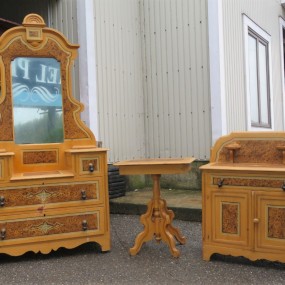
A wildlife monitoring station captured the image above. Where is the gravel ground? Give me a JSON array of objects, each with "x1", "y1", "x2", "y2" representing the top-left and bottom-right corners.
[{"x1": 0, "y1": 214, "x2": 284, "y2": 285}]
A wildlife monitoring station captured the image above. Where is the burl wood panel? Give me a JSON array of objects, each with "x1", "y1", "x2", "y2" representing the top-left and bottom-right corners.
[
  {"x1": 82, "y1": 159, "x2": 99, "y2": 172},
  {"x1": 222, "y1": 203, "x2": 239, "y2": 234},
  {"x1": 0, "y1": 213, "x2": 98, "y2": 240},
  {"x1": 23, "y1": 151, "x2": 57, "y2": 164},
  {"x1": 268, "y1": 207, "x2": 285, "y2": 239},
  {"x1": 0, "y1": 38, "x2": 88, "y2": 141},
  {"x1": 217, "y1": 140, "x2": 284, "y2": 164},
  {"x1": 213, "y1": 177, "x2": 284, "y2": 189},
  {"x1": 0, "y1": 183, "x2": 98, "y2": 207}
]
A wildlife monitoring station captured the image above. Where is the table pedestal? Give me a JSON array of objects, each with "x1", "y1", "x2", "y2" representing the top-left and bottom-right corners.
[{"x1": 129, "y1": 174, "x2": 186, "y2": 257}]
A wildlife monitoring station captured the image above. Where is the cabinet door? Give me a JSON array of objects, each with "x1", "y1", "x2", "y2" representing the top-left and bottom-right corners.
[
  {"x1": 255, "y1": 191, "x2": 285, "y2": 253},
  {"x1": 209, "y1": 189, "x2": 252, "y2": 248}
]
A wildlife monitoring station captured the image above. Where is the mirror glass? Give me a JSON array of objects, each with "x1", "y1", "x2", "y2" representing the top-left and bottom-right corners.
[{"x1": 12, "y1": 57, "x2": 64, "y2": 144}]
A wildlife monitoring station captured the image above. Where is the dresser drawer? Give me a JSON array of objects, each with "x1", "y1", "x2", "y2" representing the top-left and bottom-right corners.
[
  {"x1": 210, "y1": 175, "x2": 285, "y2": 190},
  {"x1": 0, "y1": 212, "x2": 100, "y2": 241},
  {"x1": 76, "y1": 153, "x2": 107, "y2": 177},
  {"x1": 0, "y1": 181, "x2": 101, "y2": 208}
]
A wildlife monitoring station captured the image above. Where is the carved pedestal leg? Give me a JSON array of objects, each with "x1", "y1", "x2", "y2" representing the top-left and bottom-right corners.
[{"x1": 129, "y1": 174, "x2": 186, "y2": 257}]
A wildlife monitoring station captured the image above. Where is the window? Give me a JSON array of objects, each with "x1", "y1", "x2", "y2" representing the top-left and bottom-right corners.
[
  {"x1": 248, "y1": 29, "x2": 270, "y2": 127},
  {"x1": 243, "y1": 15, "x2": 272, "y2": 130}
]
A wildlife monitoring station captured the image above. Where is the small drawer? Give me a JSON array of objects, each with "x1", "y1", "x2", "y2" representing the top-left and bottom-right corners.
[
  {"x1": 0, "y1": 181, "x2": 100, "y2": 208},
  {"x1": 79, "y1": 155, "x2": 100, "y2": 175},
  {"x1": 211, "y1": 176, "x2": 285, "y2": 189},
  {"x1": 0, "y1": 212, "x2": 99, "y2": 241}
]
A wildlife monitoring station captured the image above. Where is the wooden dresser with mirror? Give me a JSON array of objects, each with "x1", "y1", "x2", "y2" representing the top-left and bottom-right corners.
[
  {"x1": 0, "y1": 14, "x2": 110, "y2": 256},
  {"x1": 201, "y1": 132, "x2": 285, "y2": 263}
]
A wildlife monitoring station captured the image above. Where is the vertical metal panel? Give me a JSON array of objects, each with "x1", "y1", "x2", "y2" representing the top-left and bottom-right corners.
[
  {"x1": 47, "y1": 0, "x2": 79, "y2": 101},
  {"x1": 221, "y1": 0, "x2": 285, "y2": 131},
  {"x1": 49, "y1": 0, "x2": 211, "y2": 161},
  {"x1": 94, "y1": 0, "x2": 145, "y2": 162},
  {"x1": 141, "y1": 0, "x2": 211, "y2": 159}
]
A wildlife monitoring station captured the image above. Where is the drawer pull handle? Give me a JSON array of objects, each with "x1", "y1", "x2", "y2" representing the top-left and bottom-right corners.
[
  {"x1": 88, "y1": 163, "x2": 94, "y2": 173},
  {"x1": 282, "y1": 183, "x2": 285, "y2": 191},
  {"x1": 217, "y1": 179, "x2": 224, "y2": 188},
  {"x1": 253, "y1": 218, "x2": 259, "y2": 224},
  {"x1": 0, "y1": 196, "x2": 5, "y2": 207},
  {"x1": 1, "y1": 228, "x2": 6, "y2": 240},
  {"x1": 82, "y1": 220, "x2": 88, "y2": 231},
  {"x1": 81, "y1": 190, "x2": 87, "y2": 200}
]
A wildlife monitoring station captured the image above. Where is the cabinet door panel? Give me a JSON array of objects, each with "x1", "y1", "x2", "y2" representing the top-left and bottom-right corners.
[
  {"x1": 211, "y1": 190, "x2": 251, "y2": 248},
  {"x1": 256, "y1": 192, "x2": 285, "y2": 252}
]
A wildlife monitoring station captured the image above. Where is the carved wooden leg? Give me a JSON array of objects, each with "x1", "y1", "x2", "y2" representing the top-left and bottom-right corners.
[
  {"x1": 129, "y1": 174, "x2": 186, "y2": 257},
  {"x1": 159, "y1": 199, "x2": 186, "y2": 244},
  {"x1": 129, "y1": 200, "x2": 156, "y2": 256},
  {"x1": 167, "y1": 224, "x2": 186, "y2": 244}
]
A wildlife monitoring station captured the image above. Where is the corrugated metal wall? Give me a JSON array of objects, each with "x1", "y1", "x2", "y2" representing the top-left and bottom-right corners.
[
  {"x1": 48, "y1": 0, "x2": 80, "y2": 101},
  {"x1": 221, "y1": 0, "x2": 285, "y2": 132},
  {"x1": 141, "y1": 0, "x2": 210, "y2": 160},
  {"x1": 93, "y1": 0, "x2": 211, "y2": 162},
  {"x1": 93, "y1": 0, "x2": 146, "y2": 162}
]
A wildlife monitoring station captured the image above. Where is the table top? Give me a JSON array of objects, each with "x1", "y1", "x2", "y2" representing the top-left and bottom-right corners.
[{"x1": 113, "y1": 157, "x2": 195, "y2": 175}]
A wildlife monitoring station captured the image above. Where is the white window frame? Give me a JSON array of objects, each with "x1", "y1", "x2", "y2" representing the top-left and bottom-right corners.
[{"x1": 243, "y1": 15, "x2": 274, "y2": 131}]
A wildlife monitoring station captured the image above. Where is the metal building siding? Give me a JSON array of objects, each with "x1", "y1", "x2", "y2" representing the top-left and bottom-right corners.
[
  {"x1": 48, "y1": 0, "x2": 211, "y2": 161},
  {"x1": 94, "y1": 0, "x2": 146, "y2": 162},
  {"x1": 221, "y1": 0, "x2": 285, "y2": 132},
  {"x1": 48, "y1": 0, "x2": 80, "y2": 101},
  {"x1": 141, "y1": 0, "x2": 211, "y2": 159}
]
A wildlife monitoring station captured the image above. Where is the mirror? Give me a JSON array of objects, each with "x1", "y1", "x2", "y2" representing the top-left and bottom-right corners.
[{"x1": 12, "y1": 57, "x2": 64, "y2": 144}]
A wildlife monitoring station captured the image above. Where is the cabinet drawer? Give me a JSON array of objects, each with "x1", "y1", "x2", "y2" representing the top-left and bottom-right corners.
[
  {"x1": 0, "y1": 212, "x2": 99, "y2": 241},
  {"x1": 211, "y1": 175, "x2": 285, "y2": 190},
  {"x1": 76, "y1": 154, "x2": 107, "y2": 177},
  {"x1": 0, "y1": 181, "x2": 100, "y2": 207}
]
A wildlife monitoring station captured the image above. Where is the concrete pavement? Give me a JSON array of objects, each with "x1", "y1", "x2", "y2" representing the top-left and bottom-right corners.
[{"x1": 0, "y1": 214, "x2": 284, "y2": 285}]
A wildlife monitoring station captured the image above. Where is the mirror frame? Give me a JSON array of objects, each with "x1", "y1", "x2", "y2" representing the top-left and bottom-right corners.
[{"x1": 0, "y1": 14, "x2": 96, "y2": 173}]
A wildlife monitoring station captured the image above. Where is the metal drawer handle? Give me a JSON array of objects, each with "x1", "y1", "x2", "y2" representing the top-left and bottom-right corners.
[
  {"x1": 218, "y1": 179, "x2": 224, "y2": 188},
  {"x1": 81, "y1": 190, "x2": 87, "y2": 200},
  {"x1": 282, "y1": 183, "x2": 285, "y2": 191},
  {"x1": 1, "y1": 228, "x2": 6, "y2": 240},
  {"x1": 88, "y1": 163, "x2": 94, "y2": 173},
  {"x1": 0, "y1": 196, "x2": 5, "y2": 207},
  {"x1": 82, "y1": 220, "x2": 88, "y2": 231}
]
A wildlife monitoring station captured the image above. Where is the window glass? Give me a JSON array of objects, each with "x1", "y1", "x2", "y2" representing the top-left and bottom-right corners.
[
  {"x1": 247, "y1": 30, "x2": 270, "y2": 128},
  {"x1": 258, "y1": 42, "x2": 269, "y2": 125},
  {"x1": 248, "y1": 35, "x2": 259, "y2": 124}
]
